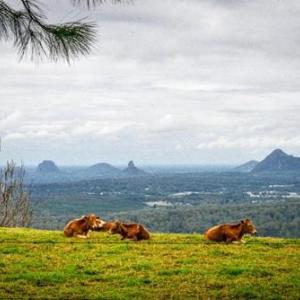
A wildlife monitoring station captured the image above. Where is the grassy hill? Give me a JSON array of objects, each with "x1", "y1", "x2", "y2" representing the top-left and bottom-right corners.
[{"x1": 0, "y1": 228, "x2": 299, "y2": 299}]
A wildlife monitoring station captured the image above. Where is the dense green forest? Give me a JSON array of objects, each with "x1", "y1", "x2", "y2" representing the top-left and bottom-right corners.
[
  {"x1": 111, "y1": 200, "x2": 300, "y2": 237},
  {"x1": 28, "y1": 172, "x2": 300, "y2": 237}
]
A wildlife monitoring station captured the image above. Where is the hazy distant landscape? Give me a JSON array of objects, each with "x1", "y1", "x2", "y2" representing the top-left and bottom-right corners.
[
  {"x1": 23, "y1": 149, "x2": 300, "y2": 237},
  {"x1": 22, "y1": 161, "x2": 233, "y2": 184},
  {"x1": 2, "y1": 148, "x2": 300, "y2": 237}
]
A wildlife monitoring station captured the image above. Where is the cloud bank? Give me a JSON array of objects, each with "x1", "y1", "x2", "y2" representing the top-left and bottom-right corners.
[{"x1": 1, "y1": 0, "x2": 300, "y2": 165}]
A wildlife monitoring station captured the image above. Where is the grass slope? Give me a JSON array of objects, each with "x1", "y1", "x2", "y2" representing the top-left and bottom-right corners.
[{"x1": 0, "y1": 228, "x2": 299, "y2": 299}]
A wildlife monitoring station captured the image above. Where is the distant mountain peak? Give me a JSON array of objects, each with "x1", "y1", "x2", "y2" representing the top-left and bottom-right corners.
[
  {"x1": 89, "y1": 162, "x2": 117, "y2": 169},
  {"x1": 252, "y1": 149, "x2": 300, "y2": 173},
  {"x1": 123, "y1": 160, "x2": 146, "y2": 176},
  {"x1": 87, "y1": 162, "x2": 121, "y2": 176},
  {"x1": 36, "y1": 160, "x2": 60, "y2": 173},
  {"x1": 269, "y1": 149, "x2": 287, "y2": 157},
  {"x1": 128, "y1": 160, "x2": 135, "y2": 168}
]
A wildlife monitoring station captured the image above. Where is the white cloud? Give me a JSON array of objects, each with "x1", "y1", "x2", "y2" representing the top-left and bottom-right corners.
[
  {"x1": 197, "y1": 136, "x2": 300, "y2": 150},
  {"x1": 0, "y1": 111, "x2": 22, "y2": 131},
  {"x1": 1, "y1": 0, "x2": 300, "y2": 164}
]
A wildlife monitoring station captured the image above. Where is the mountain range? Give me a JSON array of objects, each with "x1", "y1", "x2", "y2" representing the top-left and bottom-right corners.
[
  {"x1": 20, "y1": 148, "x2": 300, "y2": 184},
  {"x1": 234, "y1": 149, "x2": 300, "y2": 173},
  {"x1": 252, "y1": 149, "x2": 300, "y2": 172},
  {"x1": 27, "y1": 160, "x2": 148, "y2": 183}
]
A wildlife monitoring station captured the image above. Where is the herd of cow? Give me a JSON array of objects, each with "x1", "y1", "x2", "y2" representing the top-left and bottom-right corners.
[{"x1": 64, "y1": 214, "x2": 257, "y2": 243}]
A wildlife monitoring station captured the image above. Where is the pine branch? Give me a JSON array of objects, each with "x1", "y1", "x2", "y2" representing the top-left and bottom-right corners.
[
  {"x1": 0, "y1": 0, "x2": 129, "y2": 62},
  {"x1": 0, "y1": 0, "x2": 96, "y2": 62},
  {"x1": 0, "y1": 1, "x2": 27, "y2": 41},
  {"x1": 20, "y1": 0, "x2": 96, "y2": 62},
  {"x1": 45, "y1": 21, "x2": 96, "y2": 63}
]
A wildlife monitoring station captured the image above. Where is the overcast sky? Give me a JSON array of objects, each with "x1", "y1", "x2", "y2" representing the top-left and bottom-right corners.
[{"x1": 1, "y1": 0, "x2": 300, "y2": 166}]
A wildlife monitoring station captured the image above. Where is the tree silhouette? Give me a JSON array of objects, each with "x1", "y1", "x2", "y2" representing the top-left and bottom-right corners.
[
  {"x1": 0, "y1": 0, "x2": 122, "y2": 62},
  {"x1": 0, "y1": 161, "x2": 31, "y2": 227}
]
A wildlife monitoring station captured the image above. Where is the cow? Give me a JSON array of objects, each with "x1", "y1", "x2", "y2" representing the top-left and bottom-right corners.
[
  {"x1": 108, "y1": 221, "x2": 150, "y2": 241},
  {"x1": 64, "y1": 214, "x2": 106, "y2": 238},
  {"x1": 96, "y1": 222, "x2": 115, "y2": 232},
  {"x1": 204, "y1": 219, "x2": 257, "y2": 243}
]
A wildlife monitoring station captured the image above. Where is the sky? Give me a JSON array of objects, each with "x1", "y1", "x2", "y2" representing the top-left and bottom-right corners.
[{"x1": 1, "y1": 0, "x2": 300, "y2": 166}]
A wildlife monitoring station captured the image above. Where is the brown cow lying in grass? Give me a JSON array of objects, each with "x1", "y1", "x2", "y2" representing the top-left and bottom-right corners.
[
  {"x1": 204, "y1": 219, "x2": 257, "y2": 243},
  {"x1": 64, "y1": 214, "x2": 105, "y2": 238},
  {"x1": 108, "y1": 221, "x2": 150, "y2": 241}
]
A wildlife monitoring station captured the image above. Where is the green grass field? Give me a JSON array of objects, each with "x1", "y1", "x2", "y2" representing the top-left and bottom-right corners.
[{"x1": 0, "y1": 228, "x2": 299, "y2": 299}]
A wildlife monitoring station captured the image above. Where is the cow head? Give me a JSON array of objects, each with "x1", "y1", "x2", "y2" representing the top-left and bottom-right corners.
[
  {"x1": 241, "y1": 219, "x2": 257, "y2": 235},
  {"x1": 108, "y1": 221, "x2": 122, "y2": 235},
  {"x1": 95, "y1": 216, "x2": 106, "y2": 230},
  {"x1": 84, "y1": 214, "x2": 105, "y2": 229}
]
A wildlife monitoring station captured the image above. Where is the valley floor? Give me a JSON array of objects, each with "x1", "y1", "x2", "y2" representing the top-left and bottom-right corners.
[{"x1": 0, "y1": 228, "x2": 299, "y2": 299}]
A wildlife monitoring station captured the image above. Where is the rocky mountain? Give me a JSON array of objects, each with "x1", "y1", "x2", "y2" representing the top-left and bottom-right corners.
[
  {"x1": 233, "y1": 160, "x2": 259, "y2": 172},
  {"x1": 252, "y1": 149, "x2": 300, "y2": 172},
  {"x1": 86, "y1": 163, "x2": 121, "y2": 176},
  {"x1": 122, "y1": 161, "x2": 147, "y2": 176},
  {"x1": 36, "y1": 160, "x2": 60, "y2": 173}
]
